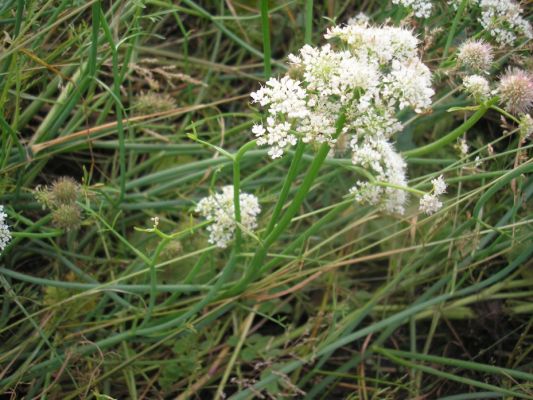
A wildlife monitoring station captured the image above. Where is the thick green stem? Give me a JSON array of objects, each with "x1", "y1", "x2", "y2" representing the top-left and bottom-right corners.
[
  {"x1": 226, "y1": 114, "x2": 346, "y2": 296},
  {"x1": 265, "y1": 140, "x2": 306, "y2": 234},
  {"x1": 403, "y1": 98, "x2": 497, "y2": 158}
]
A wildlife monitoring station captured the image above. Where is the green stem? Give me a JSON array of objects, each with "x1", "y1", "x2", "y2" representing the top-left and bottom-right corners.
[
  {"x1": 11, "y1": 231, "x2": 63, "y2": 239},
  {"x1": 99, "y1": 6, "x2": 126, "y2": 203},
  {"x1": 265, "y1": 140, "x2": 306, "y2": 234},
  {"x1": 373, "y1": 181, "x2": 425, "y2": 196},
  {"x1": 490, "y1": 105, "x2": 520, "y2": 124},
  {"x1": 304, "y1": 0, "x2": 313, "y2": 45},
  {"x1": 227, "y1": 113, "x2": 346, "y2": 296},
  {"x1": 441, "y1": 0, "x2": 468, "y2": 64},
  {"x1": 0, "y1": 267, "x2": 210, "y2": 293},
  {"x1": 139, "y1": 237, "x2": 170, "y2": 328},
  {"x1": 374, "y1": 347, "x2": 531, "y2": 399},
  {"x1": 403, "y1": 97, "x2": 497, "y2": 158},
  {"x1": 259, "y1": 200, "x2": 351, "y2": 275},
  {"x1": 260, "y1": 0, "x2": 271, "y2": 79},
  {"x1": 232, "y1": 139, "x2": 257, "y2": 252}
]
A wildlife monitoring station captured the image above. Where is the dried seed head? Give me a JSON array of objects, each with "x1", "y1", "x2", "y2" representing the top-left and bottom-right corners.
[
  {"x1": 50, "y1": 177, "x2": 79, "y2": 206},
  {"x1": 52, "y1": 204, "x2": 82, "y2": 231},
  {"x1": 497, "y1": 68, "x2": 533, "y2": 114},
  {"x1": 160, "y1": 241, "x2": 183, "y2": 261},
  {"x1": 133, "y1": 91, "x2": 176, "y2": 114}
]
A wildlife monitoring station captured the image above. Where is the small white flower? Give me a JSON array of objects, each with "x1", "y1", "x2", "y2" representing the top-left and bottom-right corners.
[
  {"x1": 431, "y1": 175, "x2": 447, "y2": 195},
  {"x1": 252, "y1": 124, "x2": 266, "y2": 137},
  {"x1": 0, "y1": 205, "x2": 12, "y2": 254},
  {"x1": 382, "y1": 59, "x2": 434, "y2": 112},
  {"x1": 196, "y1": 186, "x2": 261, "y2": 249},
  {"x1": 419, "y1": 194, "x2": 443, "y2": 215},
  {"x1": 457, "y1": 138, "x2": 469, "y2": 156},
  {"x1": 463, "y1": 75, "x2": 491, "y2": 100},
  {"x1": 392, "y1": 0, "x2": 433, "y2": 18},
  {"x1": 347, "y1": 13, "x2": 370, "y2": 26}
]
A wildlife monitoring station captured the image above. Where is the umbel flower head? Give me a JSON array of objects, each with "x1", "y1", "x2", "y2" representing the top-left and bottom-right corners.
[
  {"x1": 0, "y1": 205, "x2": 12, "y2": 254},
  {"x1": 349, "y1": 137, "x2": 408, "y2": 215},
  {"x1": 479, "y1": 0, "x2": 532, "y2": 46},
  {"x1": 497, "y1": 68, "x2": 533, "y2": 115},
  {"x1": 457, "y1": 40, "x2": 493, "y2": 72},
  {"x1": 251, "y1": 19, "x2": 435, "y2": 215},
  {"x1": 419, "y1": 175, "x2": 447, "y2": 215},
  {"x1": 463, "y1": 75, "x2": 491, "y2": 100},
  {"x1": 449, "y1": 0, "x2": 532, "y2": 46},
  {"x1": 251, "y1": 20, "x2": 433, "y2": 160},
  {"x1": 196, "y1": 186, "x2": 261, "y2": 248}
]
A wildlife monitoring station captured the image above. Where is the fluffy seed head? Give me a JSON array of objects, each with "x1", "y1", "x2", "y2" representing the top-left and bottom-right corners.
[
  {"x1": 497, "y1": 68, "x2": 533, "y2": 114},
  {"x1": 52, "y1": 204, "x2": 82, "y2": 231},
  {"x1": 457, "y1": 40, "x2": 493, "y2": 72},
  {"x1": 0, "y1": 205, "x2": 11, "y2": 254}
]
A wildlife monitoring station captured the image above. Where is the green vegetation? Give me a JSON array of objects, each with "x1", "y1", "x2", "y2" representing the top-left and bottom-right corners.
[{"x1": 0, "y1": 1, "x2": 531, "y2": 398}]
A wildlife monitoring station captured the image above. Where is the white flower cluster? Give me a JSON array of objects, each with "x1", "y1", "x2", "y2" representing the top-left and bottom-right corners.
[
  {"x1": 419, "y1": 175, "x2": 447, "y2": 215},
  {"x1": 350, "y1": 138, "x2": 408, "y2": 214},
  {"x1": 0, "y1": 205, "x2": 11, "y2": 254},
  {"x1": 451, "y1": 0, "x2": 532, "y2": 45},
  {"x1": 463, "y1": 74, "x2": 491, "y2": 100},
  {"x1": 195, "y1": 186, "x2": 260, "y2": 249},
  {"x1": 251, "y1": 21, "x2": 433, "y2": 160},
  {"x1": 251, "y1": 21, "x2": 435, "y2": 215},
  {"x1": 392, "y1": 0, "x2": 433, "y2": 18},
  {"x1": 479, "y1": 0, "x2": 532, "y2": 45}
]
